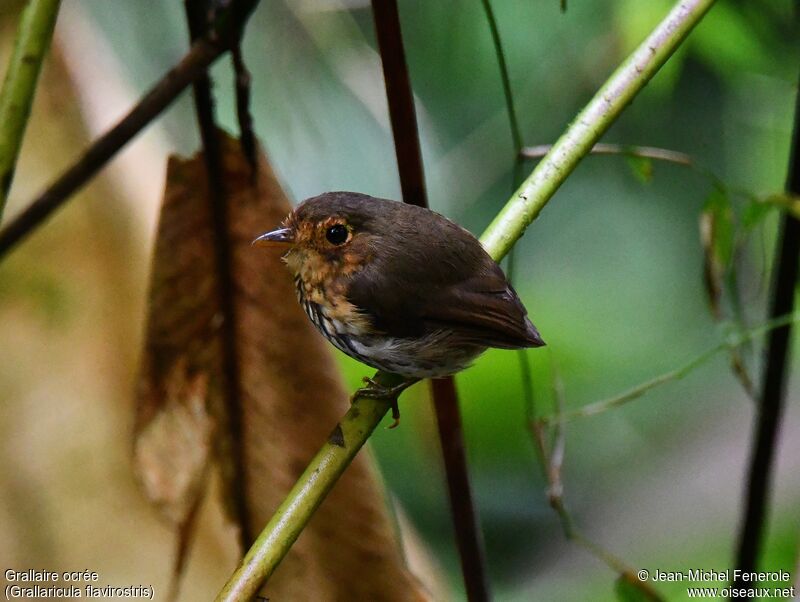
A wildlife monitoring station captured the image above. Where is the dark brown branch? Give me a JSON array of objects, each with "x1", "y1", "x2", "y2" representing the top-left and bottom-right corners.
[
  {"x1": 184, "y1": 0, "x2": 252, "y2": 552},
  {"x1": 370, "y1": 2, "x2": 490, "y2": 600},
  {"x1": 431, "y1": 379, "x2": 491, "y2": 602},
  {"x1": 370, "y1": 0, "x2": 426, "y2": 209},
  {"x1": 732, "y1": 72, "x2": 800, "y2": 598},
  {"x1": 0, "y1": 0, "x2": 261, "y2": 260}
]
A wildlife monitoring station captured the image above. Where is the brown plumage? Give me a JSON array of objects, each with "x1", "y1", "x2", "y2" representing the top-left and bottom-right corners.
[{"x1": 254, "y1": 191, "x2": 544, "y2": 380}]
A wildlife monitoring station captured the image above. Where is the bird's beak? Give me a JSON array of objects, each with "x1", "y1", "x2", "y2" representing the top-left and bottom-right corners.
[{"x1": 252, "y1": 227, "x2": 295, "y2": 248}]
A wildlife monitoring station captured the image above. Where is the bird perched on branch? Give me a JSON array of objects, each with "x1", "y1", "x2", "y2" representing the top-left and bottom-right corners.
[{"x1": 253, "y1": 192, "x2": 544, "y2": 425}]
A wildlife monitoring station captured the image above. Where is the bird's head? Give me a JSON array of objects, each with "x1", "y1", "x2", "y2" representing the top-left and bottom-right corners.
[{"x1": 252, "y1": 192, "x2": 388, "y2": 279}]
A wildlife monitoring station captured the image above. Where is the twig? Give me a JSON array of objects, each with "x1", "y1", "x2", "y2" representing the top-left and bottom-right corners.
[
  {"x1": 370, "y1": 1, "x2": 490, "y2": 599},
  {"x1": 480, "y1": 0, "x2": 522, "y2": 156},
  {"x1": 521, "y1": 143, "x2": 693, "y2": 167},
  {"x1": 231, "y1": 44, "x2": 256, "y2": 172},
  {"x1": 479, "y1": 0, "x2": 717, "y2": 260},
  {"x1": 184, "y1": 0, "x2": 251, "y2": 551},
  {"x1": 215, "y1": 1, "x2": 715, "y2": 597},
  {"x1": 540, "y1": 312, "x2": 800, "y2": 424},
  {"x1": 528, "y1": 362, "x2": 662, "y2": 596},
  {"x1": 214, "y1": 373, "x2": 403, "y2": 602},
  {"x1": 732, "y1": 70, "x2": 800, "y2": 598},
  {"x1": 0, "y1": 0, "x2": 261, "y2": 258},
  {"x1": 0, "y1": 0, "x2": 61, "y2": 215},
  {"x1": 547, "y1": 367, "x2": 566, "y2": 505}
]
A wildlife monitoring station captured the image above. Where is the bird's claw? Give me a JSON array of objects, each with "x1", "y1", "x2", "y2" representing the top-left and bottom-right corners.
[
  {"x1": 387, "y1": 401, "x2": 401, "y2": 430},
  {"x1": 352, "y1": 377, "x2": 419, "y2": 429},
  {"x1": 361, "y1": 376, "x2": 380, "y2": 389}
]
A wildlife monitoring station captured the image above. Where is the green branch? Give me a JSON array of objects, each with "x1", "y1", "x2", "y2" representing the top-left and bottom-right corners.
[
  {"x1": 0, "y1": 0, "x2": 62, "y2": 215},
  {"x1": 479, "y1": 0, "x2": 715, "y2": 260},
  {"x1": 214, "y1": 373, "x2": 403, "y2": 602},
  {"x1": 215, "y1": 0, "x2": 716, "y2": 598}
]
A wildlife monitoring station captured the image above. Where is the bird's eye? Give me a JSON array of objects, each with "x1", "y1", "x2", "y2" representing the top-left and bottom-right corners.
[{"x1": 325, "y1": 224, "x2": 349, "y2": 245}]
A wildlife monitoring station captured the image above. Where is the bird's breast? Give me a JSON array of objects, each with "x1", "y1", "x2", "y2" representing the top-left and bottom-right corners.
[{"x1": 294, "y1": 276, "x2": 372, "y2": 338}]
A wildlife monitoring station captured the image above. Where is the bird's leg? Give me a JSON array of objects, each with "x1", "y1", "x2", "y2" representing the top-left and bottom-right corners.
[
  {"x1": 352, "y1": 376, "x2": 419, "y2": 429},
  {"x1": 357, "y1": 375, "x2": 418, "y2": 398}
]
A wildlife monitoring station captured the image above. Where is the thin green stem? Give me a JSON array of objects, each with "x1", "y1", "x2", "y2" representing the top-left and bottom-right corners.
[
  {"x1": 0, "y1": 0, "x2": 62, "y2": 215},
  {"x1": 529, "y1": 361, "x2": 660, "y2": 592},
  {"x1": 543, "y1": 312, "x2": 800, "y2": 424},
  {"x1": 479, "y1": 0, "x2": 522, "y2": 154},
  {"x1": 480, "y1": 0, "x2": 717, "y2": 261}
]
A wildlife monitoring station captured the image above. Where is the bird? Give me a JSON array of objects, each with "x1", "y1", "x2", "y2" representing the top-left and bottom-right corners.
[{"x1": 253, "y1": 191, "x2": 544, "y2": 426}]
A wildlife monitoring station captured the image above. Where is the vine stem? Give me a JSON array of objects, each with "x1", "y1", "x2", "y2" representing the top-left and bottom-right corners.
[
  {"x1": 479, "y1": 0, "x2": 716, "y2": 258},
  {"x1": 538, "y1": 312, "x2": 800, "y2": 424},
  {"x1": 0, "y1": 0, "x2": 62, "y2": 215},
  {"x1": 214, "y1": 0, "x2": 716, "y2": 599}
]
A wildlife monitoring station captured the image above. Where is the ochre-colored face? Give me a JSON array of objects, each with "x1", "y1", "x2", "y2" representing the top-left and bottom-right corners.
[
  {"x1": 290, "y1": 214, "x2": 354, "y2": 253},
  {"x1": 253, "y1": 211, "x2": 369, "y2": 283},
  {"x1": 253, "y1": 212, "x2": 353, "y2": 252}
]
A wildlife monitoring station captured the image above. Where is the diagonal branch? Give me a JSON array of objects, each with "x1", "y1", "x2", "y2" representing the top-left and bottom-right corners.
[
  {"x1": 479, "y1": 0, "x2": 716, "y2": 258},
  {"x1": 0, "y1": 0, "x2": 261, "y2": 258},
  {"x1": 732, "y1": 68, "x2": 800, "y2": 596},
  {"x1": 369, "y1": 1, "x2": 490, "y2": 599},
  {"x1": 214, "y1": 373, "x2": 404, "y2": 601},
  {"x1": 214, "y1": 0, "x2": 717, "y2": 599},
  {"x1": 0, "y1": 0, "x2": 62, "y2": 215}
]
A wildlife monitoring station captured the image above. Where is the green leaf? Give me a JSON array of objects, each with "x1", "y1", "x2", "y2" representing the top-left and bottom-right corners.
[
  {"x1": 626, "y1": 154, "x2": 654, "y2": 184},
  {"x1": 615, "y1": 572, "x2": 666, "y2": 602},
  {"x1": 699, "y1": 186, "x2": 735, "y2": 318},
  {"x1": 741, "y1": 198, "x2": 775, "y2": 229}
]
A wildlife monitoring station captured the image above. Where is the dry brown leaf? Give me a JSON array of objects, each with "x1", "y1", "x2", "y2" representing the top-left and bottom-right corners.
[{"x1": 135, "y1": 131, "x2": 431, "y2": 601}]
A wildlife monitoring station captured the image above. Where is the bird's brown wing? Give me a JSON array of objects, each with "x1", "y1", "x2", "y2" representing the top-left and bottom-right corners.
[
  {"x1": 420, "y1": 271, "x2": 545, "y2": 349},
  {"x1": 346, "y1": 241, "x2": 544, "y2": 349}
]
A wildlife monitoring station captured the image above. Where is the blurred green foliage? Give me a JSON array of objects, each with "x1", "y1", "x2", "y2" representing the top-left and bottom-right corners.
[{"x1": 74, "y1": 1, "x2": 800, "y2": 599}]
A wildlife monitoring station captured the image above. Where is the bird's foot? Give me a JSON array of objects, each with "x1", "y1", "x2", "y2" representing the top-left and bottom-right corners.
[{"x1": 352, "y1": 377, "x2": 419, "y2": 429}]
